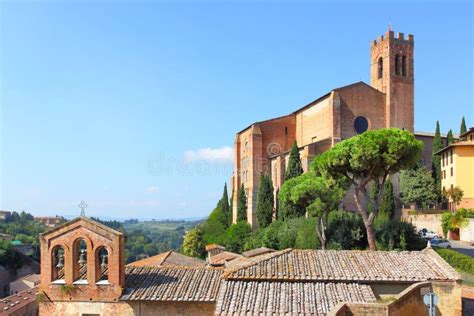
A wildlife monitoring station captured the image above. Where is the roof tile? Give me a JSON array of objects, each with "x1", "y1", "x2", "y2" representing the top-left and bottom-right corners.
[{"x1": 224, "y1": 248, "x2": 461, "y2": 282}]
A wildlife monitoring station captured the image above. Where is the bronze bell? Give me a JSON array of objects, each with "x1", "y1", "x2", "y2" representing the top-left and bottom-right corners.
[
  {"x1": 100, "y1": 254, "x2": 108, "y2": 269},
  {"x1": 56, "y1": 254, "x2": 64, "y2": 268},
  {"x1": 78, "y1": 249, "x2": 86, "y2": 265}
]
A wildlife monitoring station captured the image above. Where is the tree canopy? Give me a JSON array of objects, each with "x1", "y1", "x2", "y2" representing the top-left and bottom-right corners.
[
  {"x1": 379, "y1": 181, "x2": 395, "y2": 219},
  {"x1": 285, "y1": 141, "x2": 303, "y2": 180},
  {"x1": 461, "y1": 116, "x2": 467, "y2": 135},
  {"x1": 447, "y1": 129, "x2": 454, "y2": 145},
  {"x1": 287, "y1": 172, "x2": 347, "y2": 249},
  {"x1": 236, "y1": 183, "x2": 248, "y2": 222},
  {"x1": 182, "y1": 228, "x2": 205, "y2": 258},
  {"x1": 431, "y1": 121, "x2": 443, "y2": 200},
  {"x1": 225, "y1": 221, "x2": 251, "y2": 253},
  {"x1": 400, "y1": 166, "x2": 438, "y2": 208},
  {"x1": 278, "y1": 177, "x2": 306, "y2": 220},
  {"x1": 256, "y1": 173, "x2": 274, "y2": 228},
  {"x1": 312, "y1": 128, "x2": 423, "y2": 250}
]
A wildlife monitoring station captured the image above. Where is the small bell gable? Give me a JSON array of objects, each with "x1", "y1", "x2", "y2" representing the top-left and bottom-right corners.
[{"x1": 40, "y1": 217, "x2": 125, "y2": 302}]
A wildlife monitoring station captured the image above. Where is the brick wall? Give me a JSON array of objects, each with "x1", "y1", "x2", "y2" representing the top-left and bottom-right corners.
[{"x1": 40, "y1": 301, "x2": 216, "y2": 316}]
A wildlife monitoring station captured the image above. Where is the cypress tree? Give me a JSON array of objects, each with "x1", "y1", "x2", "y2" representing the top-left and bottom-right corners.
[
  {"x1": 256, "y1": 173, "x2": 274, "y2": 228},
  {"x1": 460, "y1": 116, "x2": 467, "y2": 135},
  {"x1": 379, "y1": 181, "x2": 395, "y2": 219},
  {"x1": 236, "y1": 183, "x2": 247, "y2": 222},
  {"x1": 447, "y1": 129, "x2": 454, "y2": 145},
  {"x1": 215, "y1": 183, "x2": 230, "y2": 228},
  {"x1": 285, "y1": 141, "x2": 303, "y2": 180},
  {"x1": 431, "y1": 121, "x2": 443, "y2": 199}
]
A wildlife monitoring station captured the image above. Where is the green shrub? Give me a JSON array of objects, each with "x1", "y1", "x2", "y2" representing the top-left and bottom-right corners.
[
  {"x1": 375, "y1": 220, "x2": 425, "y2": 251},
  {"x1": 435, "y1": 248, "x2": 474, "y2": 275},
  {"x1": 224, "y1": 221, "x2": 252, "y2": 253},
  {"x1": 244, "y1": 217, "x2": 320, "y2": 251},
  {"x1": 326, "y1": 211, "x2": 367, "y2": 250}
]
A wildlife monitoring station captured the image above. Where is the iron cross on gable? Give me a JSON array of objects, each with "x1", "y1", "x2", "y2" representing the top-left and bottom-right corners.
[{"x1": 78, "y1": 200, "x2": 88, "y2": 217}]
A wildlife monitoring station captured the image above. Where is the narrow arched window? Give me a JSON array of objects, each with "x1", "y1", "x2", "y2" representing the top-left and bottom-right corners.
[
  {"x1": 378, "y1": 57, "x2": 383, "y2": 79},
  {"x1": 395, "y1": 54, "x2": 400, "y2": 75},
  {"x1": 96, "y1": 247, "x2": 109, "y2": 285},
  {"x1": 402, "y1": 56, "x2": 407, "y2": 76},
  {"x1": 52, "y1": 246, "x2": 65, "y2": 283},
  {"x1": 73, "y1": 238, "x2": 88, "y2": 284}
]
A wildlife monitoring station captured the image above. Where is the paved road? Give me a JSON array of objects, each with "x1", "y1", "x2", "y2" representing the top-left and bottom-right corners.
[{"x1": 450, "y1": 240, "x2": 474, "y2": 258}]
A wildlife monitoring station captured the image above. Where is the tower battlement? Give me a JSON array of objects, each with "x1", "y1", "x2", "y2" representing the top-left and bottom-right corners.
[{"x1": 371, "y1": 31, "x2": 414, "y2": 47}]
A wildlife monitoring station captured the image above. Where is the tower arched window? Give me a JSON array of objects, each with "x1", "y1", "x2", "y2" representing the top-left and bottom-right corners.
[
  {"x1": 378, "y1": 57, "x2": 383, "y2": 79},
  {"x1": 73, "y1": 238, "x2": 88, "y2": 284},
  {"x1": 52, "y1": 245, "x2": 65, "y2": 283},
  {"x1": 402, "y1": 56, "x2": 407, "y2": 76},
  {"x1": 96, "y1": 246, "x2": 109, "y2": 285},
  {"x1": 395, "y1": 54, "x2": 400, "y2": 75}
]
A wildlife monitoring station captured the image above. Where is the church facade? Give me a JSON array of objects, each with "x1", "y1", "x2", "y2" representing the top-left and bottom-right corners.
[{"x1": 231, "y1": 29, "x2": 419, "y2": 227}]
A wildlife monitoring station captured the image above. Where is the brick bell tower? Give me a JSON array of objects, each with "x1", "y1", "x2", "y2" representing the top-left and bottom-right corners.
[
  {"x1": 39, "y1": 217, "x2": 125, "y2": 304},
  {"x1": 370, "y1": 30, "x2": 414, "y2": 132}
]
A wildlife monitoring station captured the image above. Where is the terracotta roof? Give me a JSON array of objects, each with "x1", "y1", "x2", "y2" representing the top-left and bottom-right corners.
[
  {"x1": 208, "y1": 251, "x2": 243, "y2": 267},
  {"x1": 128, "y1": 251, "x2": 205, "y2": 268},
  {"x1": 435, "y1": 140, "x2": 474, "y2": 154},
  {"x1": 242, "y1": 247, "x2": 275, "y2": 258},
  {"x1": 415, "y1": 131, "x2": 457, "y2": 138},
  {"x1": 215, "y1": 281, "x2": 376, "y2": 315},
  {"x1": 237, "y1": 81, "x2": 383, "y2": 135},
  {"x1": 122, "y1": 266, "x2": 222, "y2": 302},
  {"x1": 0, "y1": 287, "x2": 38, "y2": 314},
  {"x1": 224, "y1": 248, "x2": 461, "y2": 282},
  {"x1": 206, "y1": 244, "x2": 226, "y2": 251}
]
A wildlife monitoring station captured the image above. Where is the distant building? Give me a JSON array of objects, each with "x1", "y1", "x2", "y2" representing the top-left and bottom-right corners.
[
  {"x1": 438, "y1": 127, "x2": 474, "y2": 210},
  {"x1": 0, "y1": 211, "x2": 11, "y2": 220},
  {"x1": 9, "y1": 274, "x2": 40, "y2": 295},
  {"x1": 0, "y1": 233, "x2": 13, "y2": 242},
  {"x1": 33, "y1": 216, "x2": 65, "y2": 227},
  {"x1": 0, "y1": 288, "x2": 38, "y2": 315},
  {"x1": 0, "y1": 265, "x2": 9, "y2": 297},
  {"x1": 38, "y1": 217, "x2": 461, "y2": 315},
  {"x1": 13, "y1": 244, "x2": 36, "y2": 257}
]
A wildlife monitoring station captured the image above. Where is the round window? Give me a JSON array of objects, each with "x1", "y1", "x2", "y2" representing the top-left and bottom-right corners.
[{"x1": 354, "y1": 116, "x2": 369, "y2": 134}]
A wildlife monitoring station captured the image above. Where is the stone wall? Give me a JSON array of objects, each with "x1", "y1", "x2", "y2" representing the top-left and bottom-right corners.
[
  {"x1": 404, "y1": 210, "x2": 474, "y2": 243},
  {"x1": 460, "y1": 218, "x2": 474, "y2": 244},
  {"x1": 330, "y1": 281, "x2": 461, "y2": 316},
  {"x1": 403, "y1": 211, "x2": 444, "y2": 237}
]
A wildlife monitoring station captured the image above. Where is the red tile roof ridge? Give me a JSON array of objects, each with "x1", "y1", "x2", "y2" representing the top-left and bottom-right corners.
[
  {"x1": 421, "y1": 248, "x2": 462, "y2": 280},
  {"x1": 126, "y1": 250, "x2": 172, "y2": 267},
  {"x1": 126, "y1": 265, "x2": 221, "y2": 273},
  {"x1": 222, "y1": 248, "x2": 293, "y2": 278}
]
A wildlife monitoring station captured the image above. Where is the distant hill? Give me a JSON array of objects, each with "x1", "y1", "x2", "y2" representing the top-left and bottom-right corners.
[{"x1": 91, "y1": 217, "x2": 203, "y2": 263}]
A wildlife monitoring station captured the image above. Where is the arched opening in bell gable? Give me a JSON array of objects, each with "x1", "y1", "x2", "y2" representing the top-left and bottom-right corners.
[
  {"x1": 51, "y1": 245, "x2": 65, "y2": 284},
  {"x1": 96, "y1": 246, "x2": 109, "y2": 285},
  {"x1": 73, "y1": 238, "x2": 88, "y2": 284}
]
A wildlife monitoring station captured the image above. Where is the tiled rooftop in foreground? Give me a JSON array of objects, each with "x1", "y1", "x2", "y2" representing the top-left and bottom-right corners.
[
  {"x1": 224, "y1": 248, "x2": 461, "y2": 282},
  {"x1": 121, "y1": 265, "x2": 222, "y2": 301},
  {"x1": 216, "y1": 281, "x2": 377, "y2": 315}
]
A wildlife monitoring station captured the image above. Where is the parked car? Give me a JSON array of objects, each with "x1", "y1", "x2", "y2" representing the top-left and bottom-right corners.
[
  {"x1": 430, "y1": 238, "x2": 451, "y2": 248},
  {"x1": 419, "y1": 228, "x2": 440, "y2": 239}
]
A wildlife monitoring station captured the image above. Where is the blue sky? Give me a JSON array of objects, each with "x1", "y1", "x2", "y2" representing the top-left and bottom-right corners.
[{"x1": 1, "y1": 1, "x2": 473, "y2": 220}]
